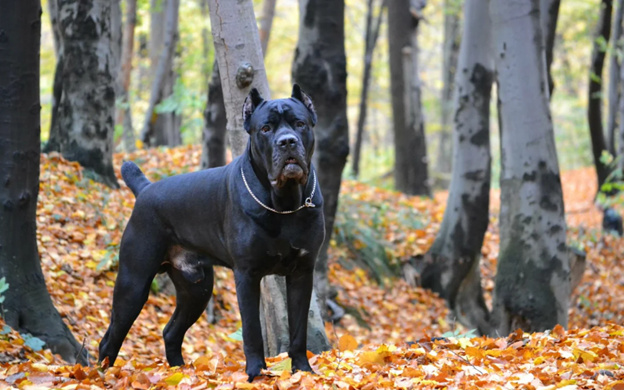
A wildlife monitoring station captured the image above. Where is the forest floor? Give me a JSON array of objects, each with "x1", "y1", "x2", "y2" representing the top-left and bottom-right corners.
[{"x1": 1, "y1": 145, "x2": 624, "y2": 389}]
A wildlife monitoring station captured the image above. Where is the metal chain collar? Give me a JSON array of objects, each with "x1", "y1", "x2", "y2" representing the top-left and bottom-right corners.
[{"x1": 240, "y1": 167, "x2": 317, "y2": 214}]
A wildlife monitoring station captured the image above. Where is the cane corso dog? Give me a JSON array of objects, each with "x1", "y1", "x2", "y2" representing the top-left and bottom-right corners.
[{"x1": 98, "y1": 85, "x2": 325, "y2": 381}]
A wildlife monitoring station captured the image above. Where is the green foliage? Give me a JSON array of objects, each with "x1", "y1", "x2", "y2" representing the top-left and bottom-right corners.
[
  {"x1": 21, "y1": 333, "x2": 46, "y2": 352},
  {"x1": 334, "y1": 191, "x2": 415, "y2": 286},
  {"x1": 596, "y1": 151, "x2": 624, "y2": 207},
  {"x1": 0, "y1": 277, "x2": 8, "y2": 306},
  {"x1": 441, "y1": 328, "x2": 478, "y2": 339},
  {"x1": 228, "y1": 327, "x2": 243, "y2": 341}
]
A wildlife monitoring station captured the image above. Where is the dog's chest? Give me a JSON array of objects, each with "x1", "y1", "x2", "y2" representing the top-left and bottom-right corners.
[{"x1": 261, "y1": 237, "x2": 310, "y2": 275}]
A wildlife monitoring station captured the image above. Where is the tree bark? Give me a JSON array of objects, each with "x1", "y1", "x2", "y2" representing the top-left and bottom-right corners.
[
  {"x1": 435, "y1": 0, "x2": 461, "y2": 181},
  {"x1": 540, "y1": 0, "x2": 561, "y2": 98},
  {"x1": 352, "y1": 0, "x2": 386, "y2": 178},
  {"x1": 45, "y1": 0, "x2": 119, "y2": 188},
  {"x1": 588, "y1": 0, "x2": 613, "y2": 192},
  {"x1": 490, "y1": 0, "x2": 569, "y2": 335},
  {"x1": 423, "y1": 0, "x2": 493, "y2": 335},
  {"x1": 259, "y1": 0, "x2": 278, "y2": 55},
  {"x1": 201, "y1": 61, "x2": 227, "y2": 169},
  {"x1": 0, "y1": 0, "x2": 88, "y2": 364},
  {"x1": 208, "y1": 0, "x2": 330, "y2": 355},
  {"x1": 388, "y1": 0, "x2": 430, "y2": 196},
  {"x1": 141, "y1": 0, "x2": 181, "y2": 147},
  {"x1": 608, "y1": 0, "x2": 624, "y2": 155},
  {"x1": 292, "y1": 0, "x2": 350, "y2": 317},
  {"x1": 118, "y1": 0, "x2": 138, "y2": 152}
]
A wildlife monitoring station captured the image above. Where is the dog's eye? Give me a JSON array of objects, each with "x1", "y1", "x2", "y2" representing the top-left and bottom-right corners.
[
  {"x1": 295, "y1": 121, "x2": 306, "y2": 129},
  {"x1": 261, "y1": 125, "x2": 271, "y2": 133}
]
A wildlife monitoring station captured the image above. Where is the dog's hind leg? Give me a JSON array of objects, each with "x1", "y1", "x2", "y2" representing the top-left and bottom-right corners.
[
  {"x1": 163, "y1": 262, "x2": 214, "y2": 366},
  {"x1": 99, "y1": 224, "x2": 166, "y2": 366}
]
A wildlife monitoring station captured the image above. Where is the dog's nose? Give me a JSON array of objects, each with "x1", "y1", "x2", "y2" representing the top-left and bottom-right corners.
[{"x1": 276, "y1": 134, "x2": 298, "y2": 150}]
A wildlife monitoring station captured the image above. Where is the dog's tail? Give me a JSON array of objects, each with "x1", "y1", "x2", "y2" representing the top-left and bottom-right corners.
[{"x1": 121, "y1": 161, "x2": 151, "y2": 197}]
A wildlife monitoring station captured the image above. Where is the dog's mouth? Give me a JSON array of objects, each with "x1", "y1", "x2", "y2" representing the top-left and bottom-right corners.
[
  {"x1": 270, "y1": 155, "x2": 308, "y2": 188},
  {"x1": 282, "y1": 157, "x2": 304, "y2": 179}
]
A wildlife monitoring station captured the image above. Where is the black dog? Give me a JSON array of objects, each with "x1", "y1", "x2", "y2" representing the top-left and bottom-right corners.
[{"x1": 98, "y1": 85, "x2": 325, "y2": 381}]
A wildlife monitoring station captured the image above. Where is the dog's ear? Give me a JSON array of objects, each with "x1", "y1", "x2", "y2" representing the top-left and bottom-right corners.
[
  {"x1": 292, "y1": 84, "x2": 317, "y2": 126},
  {"x1": 243, "y1": 88, "x2": 265, "y2": 132}
]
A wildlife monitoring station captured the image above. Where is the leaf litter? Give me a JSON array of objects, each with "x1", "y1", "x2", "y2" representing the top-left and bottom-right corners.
[{"x1": 1, "y1": 146, "x2": 623, "y2": 389}]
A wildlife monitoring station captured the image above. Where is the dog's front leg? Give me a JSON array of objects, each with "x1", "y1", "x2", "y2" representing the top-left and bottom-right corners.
[
  {"x1": 234, "y1": 270, "x2": 266, "y2": 382},
  {"x1": 286, "y1": 269, "x2": 314, "y2": 373}
]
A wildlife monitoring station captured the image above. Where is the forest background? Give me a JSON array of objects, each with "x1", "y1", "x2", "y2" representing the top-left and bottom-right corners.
[
  {"x1": 37, "y1": 0, "x2": 596, "y2": 182},
  {"x1": 3, "y1": 0, "x2": 624, "y2": 389}
]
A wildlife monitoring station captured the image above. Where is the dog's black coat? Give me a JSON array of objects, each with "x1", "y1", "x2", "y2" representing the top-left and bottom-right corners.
[{"x1": 98, "y1": 85, "x2": 325, "y2": 381}]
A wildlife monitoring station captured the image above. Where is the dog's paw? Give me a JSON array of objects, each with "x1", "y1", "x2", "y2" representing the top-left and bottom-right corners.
[
  {"x1": 245, "y1": 360, "x2": 266, "y2": 382},
  {"x1": 291, "y1": 356, "x2": 314, "y2": 374}
]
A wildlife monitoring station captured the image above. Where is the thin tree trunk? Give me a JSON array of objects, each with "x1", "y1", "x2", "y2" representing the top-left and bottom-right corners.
[
  {"x1": 490, "y1": 0, "x2": 569, "y2": 335},
  {"x1": 118, "y1": 0, "x2": 138, "y2": 152},
  {"x1": 540, "y1": 0, "x2": 561, "y2": 97},
  {"x1": 259, "y1": 0, "x2": 277, "y2": 55},
  {"x1": 620, "y1": 34, "x2": 624, "y2": 172},
  {"x1": 199, "y1": 0, "x2": 210, "y2": 86},
  {"x1": 0, "y1": 0, "x2": 88, "y2": 364},
  {"x1": 141, "y1": 0, "x2": 180, "y2": 147},
  {"x1": 292, "y1": 0, "x2": 350, "y2": 318},
  {"x1": 352, "y1": 0, "x2": 386, "y2": 178},
  {"x1": 47, "y1": 0, "x2": 119, "y2": 188},
  {"x1": 43, "y1": 0, "x2": 62, "y2": 153},
  {"x1": 388, "y1": 0, "x2": 430, "y2": 196},
  {"x1": 207, "y1": 0, "x2": 330, "y2": 355},
  {"x1": 608, "y1": 0, "x2": 624, "y2": 155},
  {"x1": 435, "y1": 0, "x2": 461, "y2": 181},
  {"x1": 423, "y1": 0, "x2": 493, "y2": 334},
  {"x1": 588, "y1": 0, "x2": 613, "y2": 192},
  {"x1": 201, "y1": 61, "x2": 227, "y2": 169}
]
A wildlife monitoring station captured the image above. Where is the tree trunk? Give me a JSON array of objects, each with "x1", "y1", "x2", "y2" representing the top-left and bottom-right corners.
[
  {"x1": 540, "y1": 0, "x2": 561, "y2": 98},
  {"x1": 259, "y1": 0, "x2": 278, "y2": 55},
  {"x1": 423, "y1": 0, "x2": 493, "y2": 335},
  {"x1": 435, "y1": 0, "x2": 461, "y2": 182},
  {"x1": 588, "y1": 0, "x2": 613, "y2": 192},
  {"x1": 490, "y1": 0, "x2": 569, "y2": 335},
  {"x1": 608, "y1": 0, "x2": 624, "y2": 155},
  {"x1": 292, "y1": 0, "x2": 350, "y2": 317},
  {"x1": 46, "y1": 0, "x2": 119, "y2": 188},
  {"x1": 118, "y1": 0, "x2": 138, "y2": 152},
  {"x1": 620, "y1": 31, "x2": 624, "y2": 172},
  {"x1": 141, "y1": 0, "x2": 181, "y2": 147},
  {"x1": 201, "y1": 61, "x2": 227, "y2": 169},
  {"x1": 352, "y1": 0, "x2": 386, "y2": 178},
  {"x1": 388, "y1": 0, "x2": 430, "y2": 196},
  {"x1": 207, "y1": 0, "x2": 330, "y2": 355},
  {"x1": 0, "y1": 0, "x2": 88, "y2": 365}
]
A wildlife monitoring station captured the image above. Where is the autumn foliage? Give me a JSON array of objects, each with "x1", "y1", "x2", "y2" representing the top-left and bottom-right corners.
[{"x1": 1, "y1": 146, "x2": 624, "y2": 389}]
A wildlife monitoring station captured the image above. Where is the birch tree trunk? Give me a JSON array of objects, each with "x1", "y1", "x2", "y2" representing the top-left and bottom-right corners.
[
  {"x1": 201, "y1": 61, "x2": 227, "y2": 169},
  {"x1": 118, "y1": 0, "x2": 138, "y2": 152},
  {"x1": 292, "y1": 0, "x2": 350, "y2": 317},
  {"x1": 352, "y1": 0, "x2": 386, "y2": 178},
  {"x1": 208, "y1": 0, "x2": 330, "y2": 355},
  {"x1": 608, "y1": 0, "x2": 624, "y2": 155},
  {"x1": 141, "y1": 0, "x2": 181, "y2": 147},
  {"x1": 0, "y1": 0, "x2": 88, "y2": 364},
  {"x1": 540, "y1": 0, "x2": 560, "y2": 97},
  {"x1": 46, "y1": 0, "x2": 119, "y2": 188},
  {"x1": 423, "y1": 0, "x2": 493, "y2": 334},
  {"x1": 588, "y1": 0, "x2": 613, "y2": 192},
  {"x1": 388, "y1": 0, "x2": 430, "y2": 196},
  {"x1": 490, "y1": 0, "x2": 569, "y2": 335},
  {"x1": 435, "y1": 0, "x2": 461, "y2": 181}
]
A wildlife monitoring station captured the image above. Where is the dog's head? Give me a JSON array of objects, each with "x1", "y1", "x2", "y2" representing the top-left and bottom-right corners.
[{"x1": 243, "y1": 84, "x2": 317, "y2": 189}]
